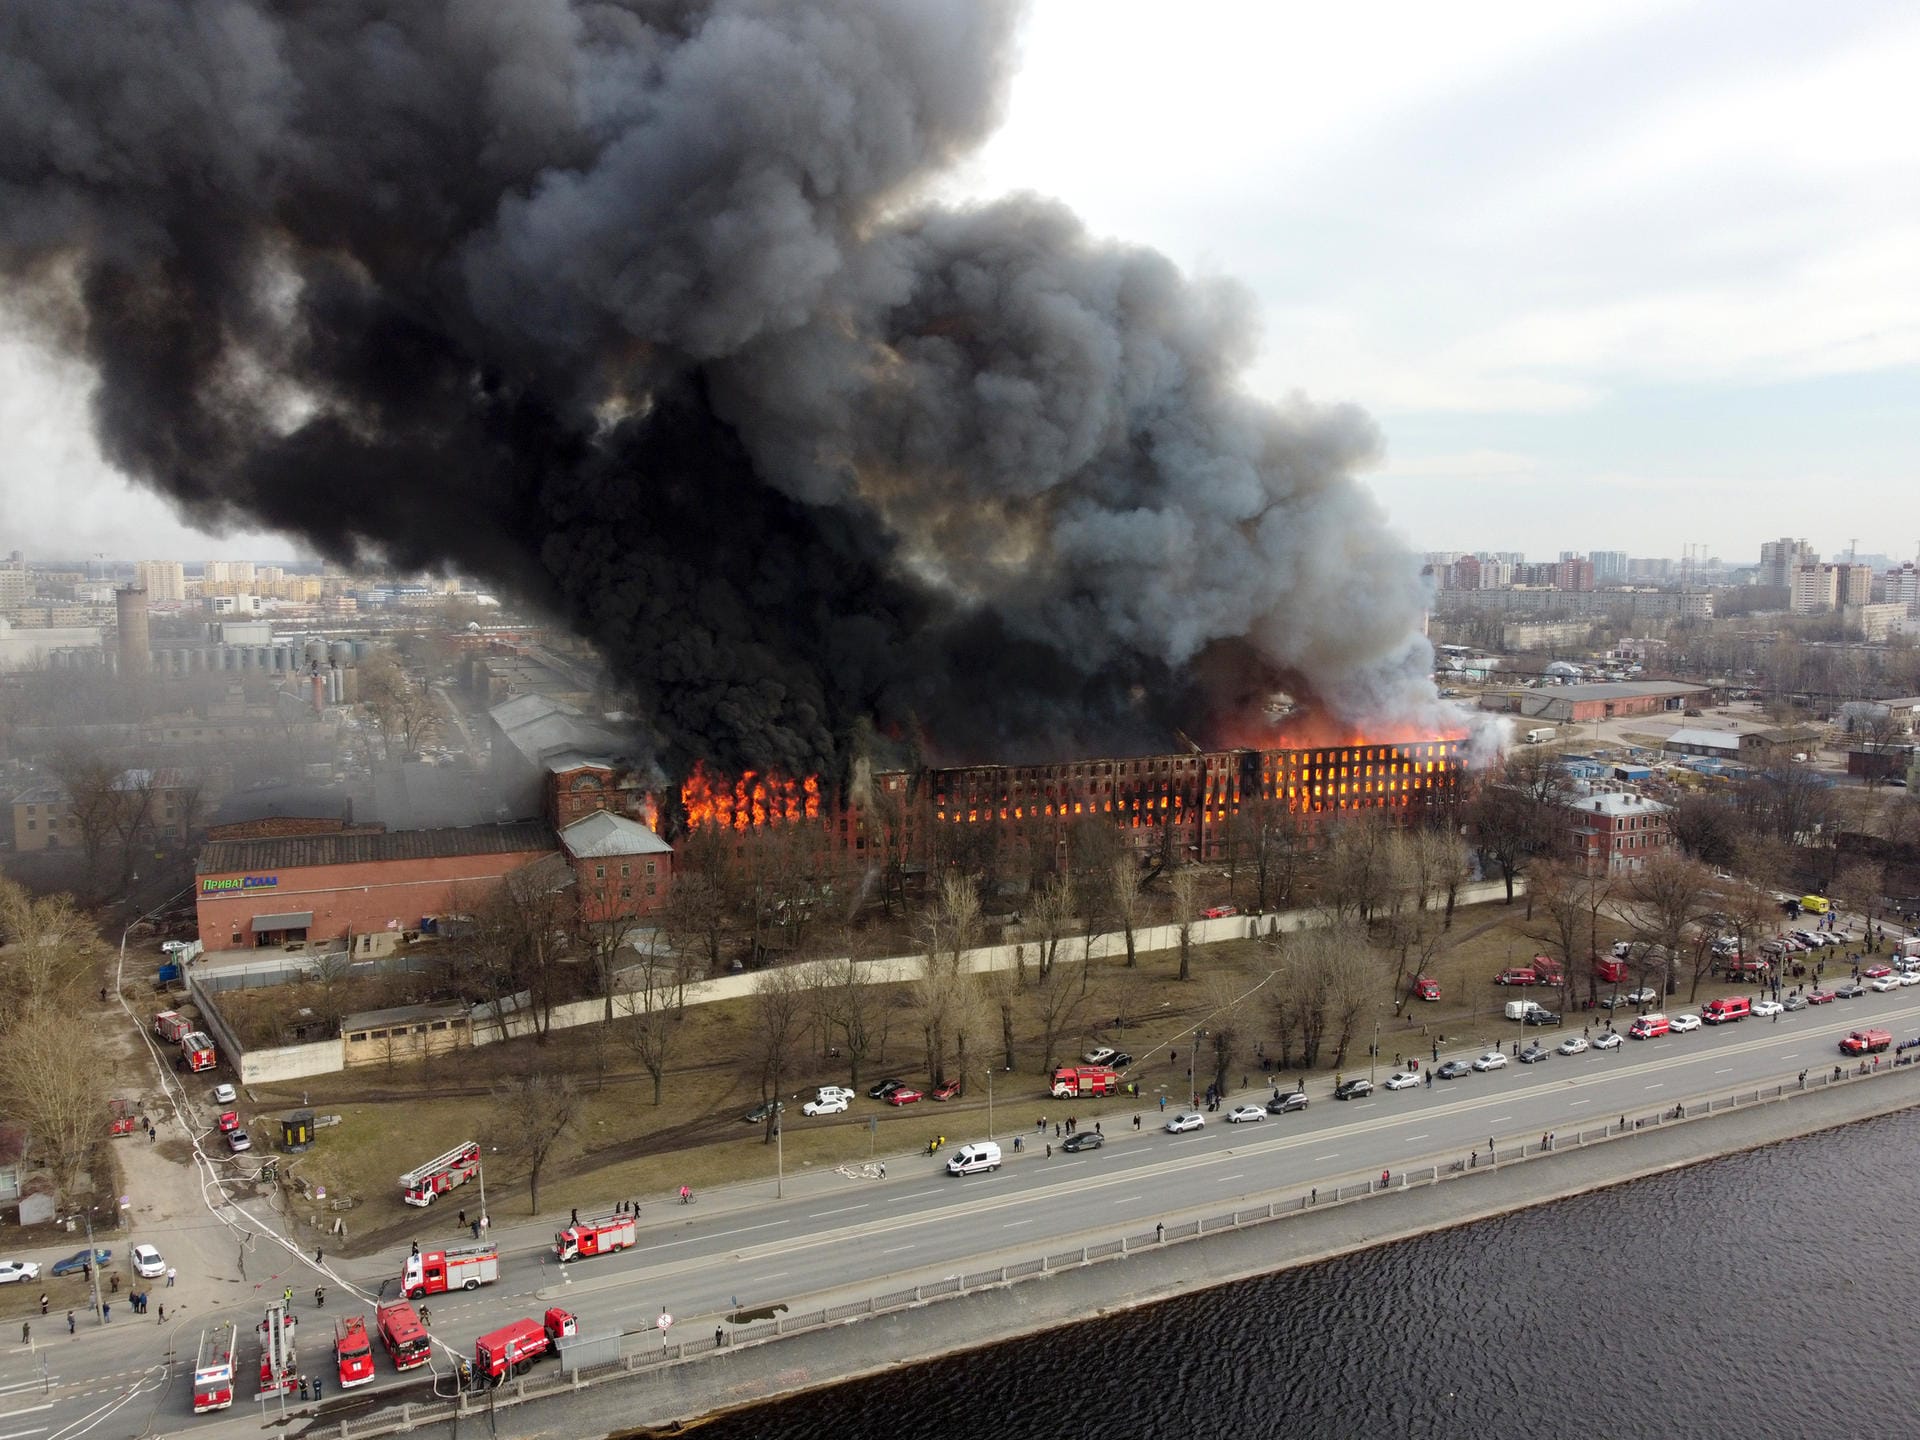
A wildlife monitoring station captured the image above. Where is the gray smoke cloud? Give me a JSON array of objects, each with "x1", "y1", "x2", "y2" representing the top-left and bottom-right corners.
[{"x1": 0, "y1": 0, "x2": 1455, "y2": 779}]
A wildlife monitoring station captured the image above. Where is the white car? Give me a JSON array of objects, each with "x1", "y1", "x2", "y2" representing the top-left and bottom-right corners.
[
  {"x1": 1225, "y1": 1104, "x2": 1266, "y2": 1123},
  {"x1": 1670, "y1": 1013, "x2": 1703, "y2": 1032},
  {"x1": 1870, "y1": 975, "x2": 1901, "y2": 993},
  {"x1": 0, "y1": 1260, "x2": 41, "y2": 1285},
  {"x1": 160, "y1": 939, "x2": 193, "y2": 954},
  {"x1": 1471, "y1": 1051, "x2": 1508, "y2": 1072},
  {"x1": 130, "y1": 1243, "x2": 165, "y2": 1279},
  {"x1": 815, "y1": 1086, "x2": 855, "y2": 1104},
  {"x1": 802, "y1": 1095, "x2": 848, "y2": 1117},
  {"x1": 1082, "y1": 1047, "x2": 1117, "y2": 1066},
  {"x1": 1752, "y1": 999, "x2": 1784, "y2": 1016},
  {"x1": 1593, "y1": 1030, "x2": 1624, "y2": 1050},
  {"x1": 211, "y1": 1083, "x2": 237, "y2": 1105},
  {"x1": 1900, "y1": 972, "x2": 1920, "y2": 987},
  {"x1": 1626, "y1": 987, "x2": 1660, "y2": 1005},
  {"x1": 1383, "y1": 1071, "x2": 1420, "y2": 1090},
  {"x1": 1164, "y1": 1112, "x2": 1205, "y2": 1133},
  {"x1": 1557, "y1": 1035, "x2": 1590, "y2": 1056}
]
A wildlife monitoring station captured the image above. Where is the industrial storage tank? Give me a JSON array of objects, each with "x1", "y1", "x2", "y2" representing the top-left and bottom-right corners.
[
  {"x1": 329, "y1": 640, "x2": 354, "y2": 668},
  {"x1": 304, "y1": 637, "x2": 330, "y2": 667}
]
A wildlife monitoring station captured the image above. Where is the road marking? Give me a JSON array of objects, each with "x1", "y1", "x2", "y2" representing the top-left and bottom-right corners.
[
  {"x1": 1568, "y1": 1100, "x2": 1589, "y2": 1107},
  {"x1": 879, "y1": 1245, "x2": 915, "y2": 1255},
  {"x1": 1002, "y1": 1219, "x2": 1034, "y2": 1228},
  {"x1": 0, "y1": 1426, "x2": 48, "y2": 1438},
  {"x1": 807, "y1": 1204, "x2": 869, "y2": 1218},
  {"x1": 1489, "y1": 1115, "x2": 1512, "y2": 1123},
  {"x1": 1111, "y1": 1195, "x2": 1143, "y2": 1205},
  {"x1": 1645, "y1": 1082, "x2": 1664, "y2": 1090},
  {"x1": 1714, "y1": 1068, "x2": 1733, "y2": 1075},
  {"x1": 1314, "y1": 1153, "x2": 1341, "y2": 1161},
  {"x1": 885, "y1": 1189, "x2": 942, "y2": 1204},
  {"x1": 1782, "y1": 1053, "x2": 1799, "y2": 1059},
  {"x1": 1215, "y1": 1173, "x2": 1244, "y2": 1182},
  {"x1": 1403, "y1": 1134, "x2": 1428, "y2": 1142},
  {"x1": 746, "y1": 1271, "x2": 787, "y2": 1284},
  {"x1": 0, "y1": 1381, "x2": 46, "y2": 1396},
  {"x1": 651, "y1": 1219, "x2": 788, "y2": 1250}
]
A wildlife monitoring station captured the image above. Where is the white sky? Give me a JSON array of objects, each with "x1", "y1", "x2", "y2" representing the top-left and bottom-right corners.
[{"x1": 3, "y1": 0, "x2": 1916, "y2": 565}]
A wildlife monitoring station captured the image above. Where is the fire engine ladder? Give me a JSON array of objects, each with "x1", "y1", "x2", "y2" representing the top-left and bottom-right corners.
[
  {"x1": 259, "y1": 1301, "x2": 296, "y2": 1393},
  {"x1": 196, "y1": 1320, "x2": 236, "y2": 1382},
  {"x1": 398, "y1": 1142, "x2": 477, "y2": 1189}
]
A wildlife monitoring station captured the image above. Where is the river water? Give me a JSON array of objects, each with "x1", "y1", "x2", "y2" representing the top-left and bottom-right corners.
[{"x1": 672, "y1": 1108, "x2": 1920, "y2": 1439}]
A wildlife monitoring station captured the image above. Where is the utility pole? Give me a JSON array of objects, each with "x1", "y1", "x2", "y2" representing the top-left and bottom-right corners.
[{"x1": 82, "y1": 1207, "x2": 104, "y2": 1324}]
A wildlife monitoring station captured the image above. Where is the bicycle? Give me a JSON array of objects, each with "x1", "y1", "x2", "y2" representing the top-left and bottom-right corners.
[{"x1": 679, "y1": 1187, "x2": 696, "y2": 1205}]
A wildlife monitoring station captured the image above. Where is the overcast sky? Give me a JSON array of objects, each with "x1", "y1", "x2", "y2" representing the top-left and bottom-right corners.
[{"x1": 3, "y1": 0, "x2": 1915, "y2": 566}]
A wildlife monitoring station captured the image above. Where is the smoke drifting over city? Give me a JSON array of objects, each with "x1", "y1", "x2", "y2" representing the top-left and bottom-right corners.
[{"x1": 0, "y1": 0, "x2": 1453, "y2": 778}]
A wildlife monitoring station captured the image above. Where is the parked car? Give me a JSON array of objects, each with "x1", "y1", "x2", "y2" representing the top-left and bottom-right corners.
[
  {"x1": 930, "y1": 1078, "x2": 963, "y2": 1101},
  {"x1": 1782, "y1": 993, "x2": 1810, "y2": 1011},
  {"x1": 1871, "y1": 975, "x2": 1902, "y2": 993},
  {"x1": 1436, "y1": 1059, "x2": 1474, "y2": 1079},
  {"x1": 885, "y1": 1087, "x2": 924, "y2": 1106},
  {"x1": 1383, "y1": 1071, "x2": 1420, "y2": 1090},
  {"x1": 1202, "y1": 905, "x2": 1238, "y2": 919},
  {"x1": 1082, "y1": 1047, "x2": 1117, "y2": 1066},
  {"x1": 1225, "y1": 1104, "x2": 1267, "y2": 1124},
  {"x1": 1334, "y1": 1078, "x2": 1375, "y2": 1100},
  {"x1": 1471, "y1": 1051, "x2": 1508, "y2": 1072},
  {"x1": 1266, "y1": 1091, "x2": 1309, "y2": 1114},
  {"x1": 1670, "y1": 1014, "x2": 1703, "y2": 1033},
  {"x1": 1062, "y1": 1130, "x2": 1104, "y2": 1152},
  {"x1": 51, "y1": 1249, "x2": 110, "y2": 1277},
  {"x1": 741, "y1": 1100, "x2": 785, "y2": 1124},
  {"x1": 1557, "y1": 1035, "x2": 1590, "y2": 1055},
  {"x1": 1522, "y1": 1008, "x2": 1563, "y2": 1027},
  {"x1": 1107, "y1": 1051, "x2": 1133, "y2": 1069},
  {"x1": 1164, "y1": 1112, "x2": 1205, "y2": 1133},
  {"x1": 802, "y1": 1096, "x2": 848, "y2": 1117},
  {"x1": 0, "y1": 1260, "x2": 41, "y2": 1285},
  {"x1": 1752, "y1": 999, "x2": 1784, "y2": 1017},
  {"x1": 1518, "y1": 1043, "x2": 1551, "y2": 1064},
  {"x1": 227, "y1": 1129, "x2": 252, "y2": 1153},
  {"x1": 216, "y1": 1111, "x2": 240, "y2": 1133},
  {"x1": 1598, "y1": 994, "x2": 1633, "y2": 1009},
  {"x1": 1833, "y1": 982, "x2": 1868, "y2": 1000},
  {"x1": 1626, "y1": 987, "x2": 1660, "y2": 1005},
  {"x1": 867, "y1": 1079, "x2": 905, "y2": 1100},
  {"x1": 211, "y1": 1083, "x2": 237, "y2": 1104},
  {"x1": 1592, "y1": 1030, "x2": 1624, "y2": 1050},
  {"x1": 130, "y1": 1244, "x2": 165, "y2": 1279},
  {"x1": 1808, "y1": 988, "x2": 1837, "y2": 1005},
  {"x1": 815, "y1": 1086, "x2": 856, "y2": 1104}
]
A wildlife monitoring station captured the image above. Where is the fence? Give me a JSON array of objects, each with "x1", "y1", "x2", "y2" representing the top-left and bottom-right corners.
[{"x1": 311, "y1": 1053, "x2": 1913, "y2": 1440}]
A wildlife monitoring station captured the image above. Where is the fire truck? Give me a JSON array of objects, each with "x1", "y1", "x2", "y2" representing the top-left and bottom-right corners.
[
  {"x1": 375, "y1": 1300, "x2": 432, "y2": 1371},
  {"x1": 180, "y1": 1030, "x2": 218, "y2": 1073},
  {"x1": 402, "y1": 1242, "x2": 499, "y2": 1299},
  {"x1": 473, "y1": 1308, "x2": 576, "y2": 1382},
  {"x1": 399, "y1": 1141, "x2": 481, "y2": 1207},
  {"x1": 153, "y1": 1010, "x2": 192, "y2": 1044},
  {"x1": 192, "y1": 1321, "x2": 236, "y2": 1413},
  {"x1": 257, "y1": 1301, "x2": 297, "y2": 1396},
  {"x1": 334, "y1": 1315, "x2": 375, "y2": 1388},
  {"x1": 1050, "y1": 1065, "x2": 1122, "y2": 1099},
  {"x1": 554, "y1": 1213, "x2": 635, "y2": 1262}
]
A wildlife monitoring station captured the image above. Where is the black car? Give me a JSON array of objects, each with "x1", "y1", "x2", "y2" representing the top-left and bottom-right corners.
[
  {"x1": 1435, "y1": 1059, "x2": 1473, "y2": 1080},
  {"x1": 741, "y1": 1099, "x2": 784, "y2": 1124},
  {"x1": 1107, "y1": 1052, "x2": 1133, "y2": 1069},
  {"x1": 1062, "y1": 1131, "x2": 1104, "y2": 1153},
  {"x1": 1266, "y1": 1091, "x2": 1309, "y2": 1114},
  {"x1": 1518, "y1": 1044, "x2": 1551, "y2": 1064},
  {"x1": 1834, "y1": 982, "x2": 1868, "y2": 1000},
  {"x1": 1334, "y1": 1078, "x2": 1374, "y2": 1101},
  {"x1": 1522, "y1": 1008, "x2": 1563, "y2": 1026},
  {"x1": 1598, "y1": 994, "x2": 1632, "y2": 1009},
  {"x1": 867, "y1": 1078, "x2": 905, "y2": 1100}
]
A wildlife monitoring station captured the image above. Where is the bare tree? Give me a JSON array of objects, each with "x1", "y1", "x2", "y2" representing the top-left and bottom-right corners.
[
  {"x1": 1628, "y1": 851, "x2": 1719, "y2": 1001},
  {"x1": 359, "y1": 651, "x2": 442, "y2": 759},
  {"x1": 1028, "y1": 966, "x2": 1093, "y2": 1076},
  {"x1": 0, "y1": 883, "x2": 95, "y2": 1006},
  {"x1": 815, "y1": 946, "x2": 886, "y2": 1089},
  {"x1": 45, "y1": 749, "x2": 123, "y2": 894},
  {"x1": 1169, "y1": 867, "x2": 1200, "y2": 982},
  {"x1": 746, "y1": 966, "x2": 808, "y2": 1144},
  {"x1": 1320, "y1": 812, "x2": 1397, "y2": 924},
  {"x1": 1833, "y1": 858, "x2": 1887, "y2": 937},
  {"x1": 0, "y1": 1007, "x2": 107, "y2": 1202},
  {"x1": 1024, "y1": 873, "x2": 1076, "y2": 980},
  {"x1": 1202, "y1": 975, "x2": 1245, "y2": 1098},
  {"x1": 1295, "y1": 927, "x2": 1384, "y2": 1071},
  {"x1": 1109, "y1": 856, "x2": 1144, "y2": 969},
  {"x1": 615, "y1": 936, "x2": 687, "y2": 1105},
  {"x1": 491, "y1": 1070, "x2": 579, "y2": 1213},
  {"x1": 1526, "y1": 858, "x2": 1587, "y2": 1012}
]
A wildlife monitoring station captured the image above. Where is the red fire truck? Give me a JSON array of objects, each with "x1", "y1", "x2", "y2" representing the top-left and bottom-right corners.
[
  {"x1": 154, "y1": 1010, "x2": 192, "y2": 1044},
  {"x1": 399, "y1": 1141, "x2": 481, "y2": 1207},
  {"x1": 402, "y1": 1242, "x2": 499, "y2": 1299},
  {"x1": 473, "y1": 1308, "x2": 576, "y2": 1381},
  {"x1": 257, "y1": 1302, "x2": 297, "y2": 1396},
  {"x1": 554, "y1": 1213, "x2": 636, "y2": 1262},
  {"x1": 180, "y1": 1030, "x2": 218, "y2": 1073},
  {"x1": 334, "y1": 1315, "x2": 375, "y2": 1388},
  {"x1": 192, "y1": 1321, "x2": 236, "y2": 1413},
  {"x1": 1050, "y1": 1065, "x2": 1122, "y2": 1099},
  {"x1": 376, "y1": 1301, "x2": 432, "y2": 1371}
]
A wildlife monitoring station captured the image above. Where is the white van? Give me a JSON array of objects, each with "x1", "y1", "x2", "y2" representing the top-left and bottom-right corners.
[
  {"x1": 945, "y1": 1141, "x2": 1002, "y2": 1176},
  {"x1": 1522, "y1": 726, "x2": 1556, "y2": 744}
]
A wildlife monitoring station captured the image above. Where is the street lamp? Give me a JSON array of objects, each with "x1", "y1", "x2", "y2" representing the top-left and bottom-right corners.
[
  {"x1": 1370, "y1": 1018, "x2": 1380, "y2": 1085},
  {"x1": 985, "y1": 1069, "x2": 994, "y2": 1141}
]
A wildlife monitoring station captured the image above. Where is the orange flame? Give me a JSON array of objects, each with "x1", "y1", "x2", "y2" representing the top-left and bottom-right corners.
[{"x1": 681, "y1": 763, "x2": 823, "y2": 831}]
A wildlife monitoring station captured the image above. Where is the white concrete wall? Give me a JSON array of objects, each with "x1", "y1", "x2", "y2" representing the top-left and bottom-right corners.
[{"x1": 238, "y1": 1037, "x2": 346, "y2": 1086}]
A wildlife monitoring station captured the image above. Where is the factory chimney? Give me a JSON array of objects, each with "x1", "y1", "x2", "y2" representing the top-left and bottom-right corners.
[{"x1": 115, "y1": 585, "x2": 150, "y2": 679}]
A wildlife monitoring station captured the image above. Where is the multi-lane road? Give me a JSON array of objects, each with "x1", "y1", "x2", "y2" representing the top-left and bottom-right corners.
[{"x1": 9, "y1": 989, "x2": 1919, "y2": 1437}]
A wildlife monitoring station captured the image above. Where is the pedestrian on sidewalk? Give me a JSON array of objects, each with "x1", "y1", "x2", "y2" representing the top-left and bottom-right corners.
[
  {"x1": 458, "y1": 1210, "x2": 467, "y2": 1227},
  {"x1": 159, "y1": 1305, "x2": 165, "y2": 1323},
  {"x1": 878, "y1": 1163, "x2": 886, "y2": 1178},
  {"x1": 165, "y1": 1267, "x2": 175, "y2": 1287},
  {"x1": 314, "y1": 1247, "x2": 323, "y2": 1264},
  {"x1": 38, "y1": 1293, "x2": 47, "y2": 1315}
]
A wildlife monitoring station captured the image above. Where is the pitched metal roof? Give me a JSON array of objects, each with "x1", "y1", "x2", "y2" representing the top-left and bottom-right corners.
[
  {"x1": 198, "y1": 820, "x2": 556, "y2": 874},
  {"x1": 558, "y1": 810, "x2": 672, "y2": 859}
]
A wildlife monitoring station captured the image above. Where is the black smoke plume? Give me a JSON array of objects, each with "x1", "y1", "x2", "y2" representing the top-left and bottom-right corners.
[{"x1": 0, "y1": 0, "x2": 1450, "y2": 780}]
